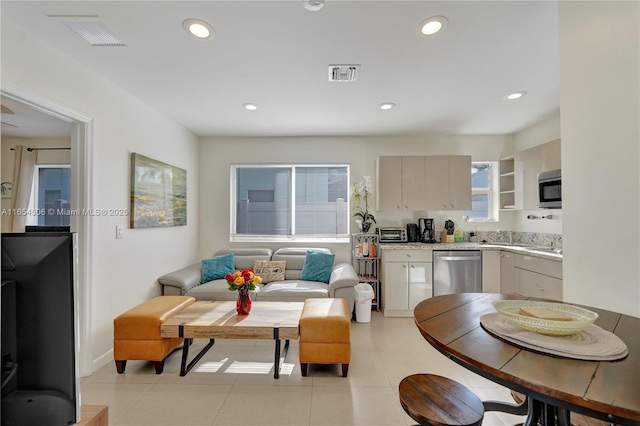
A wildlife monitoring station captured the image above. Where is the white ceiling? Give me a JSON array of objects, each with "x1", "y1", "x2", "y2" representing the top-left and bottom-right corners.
[
  {"x1": 1, "y1": 95, "x2": 72, "y2": 138},
  {"x1": 1, "y1": 1, "x2": 560, "y2": 138}
]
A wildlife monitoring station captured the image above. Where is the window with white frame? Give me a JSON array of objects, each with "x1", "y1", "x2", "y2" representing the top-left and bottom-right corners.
[
  {"x1": 463, "y1": 162, "x2": 497, "y2": 221},
  {"x1": 231, "y1": 164, "x2": 350, "y2": 241},
  {"x1": 26, "y1": 165, "x2": 72, "y2": 226}
]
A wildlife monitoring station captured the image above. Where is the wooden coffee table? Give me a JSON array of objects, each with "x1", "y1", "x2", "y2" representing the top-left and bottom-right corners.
[{"x1": 160, "y1": 301, "x2": 304, "y2": 379}]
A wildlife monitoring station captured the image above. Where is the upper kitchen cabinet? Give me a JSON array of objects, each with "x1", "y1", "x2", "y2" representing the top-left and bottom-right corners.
[
  {"x1": 376, "y1": 156, "x2": 427, "y2": 211},
  {"x1": 541, "y1": 139, "x2": 561, "y2": 171},
  {"x1": 515, "y1": 139, "x2": 561, "y2": 210},
  {"x1": 377, "y1": 155, "x2": 471, "y2": 211},
  {"x1": 424, "y1": 155, "x2": 472, "y2": 210},
  {"x1": 376, "y1": 156, "x2": 403, "y2": 211},
  {"x1": 499, "y1": 156, "x2": 517, "y2": 210},
  {"x1": 402, "y1": 156, "x2": 428, "y2": 210}
]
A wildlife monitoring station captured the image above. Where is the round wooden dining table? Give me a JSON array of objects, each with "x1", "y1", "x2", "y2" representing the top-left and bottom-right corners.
[{"x1": 413, "y1": 293, "x2": 640, "y2": 426}]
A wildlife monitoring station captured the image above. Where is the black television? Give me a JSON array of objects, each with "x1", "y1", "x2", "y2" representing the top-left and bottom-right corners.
[{"x1": 1, "y1": 232, "x2": 79, "y2": 426}]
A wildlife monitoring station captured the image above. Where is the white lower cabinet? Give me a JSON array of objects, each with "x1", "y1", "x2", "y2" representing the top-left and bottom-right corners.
[
  {"x1": 515, "y1": 268, "x2": 563, "y2": 301},
  {"x1": 381, "y1": 249, "x2": 432, "y2": 317},
  {"x1": 481, "y1": 251, "x2": 501, "y2": 293},
  {"x1": 409, "y1": 262, "x2": 433, "y2": 311},
  {"x1": 500, "y1": 251, "x2": 516, "y2": 294},
  {"x1": 514, "y1": 254, "x2": 563, "y2": 301}
]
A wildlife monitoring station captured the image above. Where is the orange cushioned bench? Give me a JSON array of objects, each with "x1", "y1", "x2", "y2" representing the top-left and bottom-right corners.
[
  {"x1": 299, "y1": 298, "x2": 351, "y2": 377},
  {"x1": 113, "y1": 295, "x2": 195, "y2": 374}
]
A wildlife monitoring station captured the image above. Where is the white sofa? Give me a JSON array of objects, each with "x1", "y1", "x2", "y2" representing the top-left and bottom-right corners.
[{"x1": 158, "y1": 247, "x2": 359, "y2": 314}]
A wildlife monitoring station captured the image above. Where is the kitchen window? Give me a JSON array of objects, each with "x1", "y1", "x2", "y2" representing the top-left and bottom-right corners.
[
  {"x1": 463, "y1": 162, "x2": 497, "y2": 222},
  {"x1": 230, "y1": 164, "x2": 350, "y2": 242},
  {"x1": 26, "y1": 165, "x2": 72, "y2": 226}
]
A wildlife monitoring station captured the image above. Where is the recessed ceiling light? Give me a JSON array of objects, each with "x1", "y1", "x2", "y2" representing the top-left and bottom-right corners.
[
  {"x1": 182, "y1": 19, "x2": 214, "y2": 40},
  {"x1": 379, "y1": 103, "x2": 396, "y2": 110},
  {"x1": 302, "y1": 0, "x2": 325, "y2": 12},
  {"x1": 418, "y1": 16, "x2": 448, "y2": 36},
  {"x1": 243, "y1": 103, "x2": 259, "y2": 111},
  {"x1": 504, "y1": 91, "x2": 527, "y2": 100}
]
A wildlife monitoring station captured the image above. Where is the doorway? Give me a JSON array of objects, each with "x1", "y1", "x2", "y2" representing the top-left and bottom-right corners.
[{"x1": 1, "y1": 83, "x2": 94, "y2": 377}]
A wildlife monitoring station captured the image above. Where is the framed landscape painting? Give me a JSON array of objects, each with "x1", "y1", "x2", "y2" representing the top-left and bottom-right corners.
[{"x1": 130, "y1": 153, "x2": 186, "y2": 228}]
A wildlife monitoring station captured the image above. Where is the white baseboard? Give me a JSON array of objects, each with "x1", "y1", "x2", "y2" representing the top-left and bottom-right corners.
[{"x1": 91, "y1": 349, "x2": 114, "y2": 375}]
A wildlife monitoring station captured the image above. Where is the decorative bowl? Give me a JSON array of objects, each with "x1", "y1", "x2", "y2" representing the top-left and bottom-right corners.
[{"x1": 492, "y1": 300, "x2": 599, "y2": 336}]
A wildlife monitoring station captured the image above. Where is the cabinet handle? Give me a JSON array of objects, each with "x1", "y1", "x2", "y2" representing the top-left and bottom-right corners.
[
  {"x1": 538, "y1": 287, "x2": 545, "y2": 292},
  {"x1": 397, "y1": 205, "x2": 401, "y2": 209},
  {"x1": 404, "y1": 205, "x2": 408, "y2": 209},
  {"x1": 406, "y1": 254, "x2": 411, "y2": 258},
  {"x1": 402, "y1": 264, "x2": 407, "y2": 268},
  {"x1": 410, "y1": 264, "x2": 415, "y2": 268}
]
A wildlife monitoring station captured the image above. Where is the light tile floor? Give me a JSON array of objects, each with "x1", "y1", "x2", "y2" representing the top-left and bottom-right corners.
[{"x1": 81, "y1": 311, "x2": 526, "y2": 426}]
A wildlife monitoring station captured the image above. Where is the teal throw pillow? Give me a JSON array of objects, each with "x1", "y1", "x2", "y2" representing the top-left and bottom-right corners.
[
  {"x1": 300, "y1": 250, "x2": 335, "y2": 283},
  {"x1": 201, "y1": 253, "x2": 235, "y2": 282}
]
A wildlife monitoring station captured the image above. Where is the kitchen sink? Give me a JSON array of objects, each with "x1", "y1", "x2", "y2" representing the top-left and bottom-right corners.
[
  {"x1": 479, "y1": 242, "x2": 562, "y2": 255},
  {"x1": 527, "y1": 247, "x2": 563, "y2": 255}
]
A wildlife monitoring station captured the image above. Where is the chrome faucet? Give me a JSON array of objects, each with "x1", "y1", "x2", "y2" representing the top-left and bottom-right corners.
[{"x1": 496, "y1": 229, "x2": 513, "y2": 245}]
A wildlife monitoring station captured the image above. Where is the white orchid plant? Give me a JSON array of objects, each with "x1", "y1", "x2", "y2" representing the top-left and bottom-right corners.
[{"x1": 351, "y1": 176, "x2": 376, "y2": 231}]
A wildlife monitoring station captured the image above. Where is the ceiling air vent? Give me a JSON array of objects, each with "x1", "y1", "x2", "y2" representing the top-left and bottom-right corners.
[
  {"x1": 50, "y1": 15, "x2": 127, "y2": 47},
  {"x1": 328, "y1": 65, "x2": 360, "y2": 82}
]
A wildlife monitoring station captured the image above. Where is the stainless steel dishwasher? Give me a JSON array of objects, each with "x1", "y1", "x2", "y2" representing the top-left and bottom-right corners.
[{"x1": 433, "y1": 251, "x2": 482, "y2": 295}]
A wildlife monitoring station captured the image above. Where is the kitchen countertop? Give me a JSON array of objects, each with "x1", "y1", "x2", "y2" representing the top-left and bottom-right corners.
[{"x1": 378, "y1": 242, "x2": 563, "y2": 261}]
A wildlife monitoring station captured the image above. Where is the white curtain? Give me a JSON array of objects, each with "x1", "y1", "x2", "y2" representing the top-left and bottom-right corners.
[{"x1": 10, "y1": 145, "x2": 37, "y2": 232}]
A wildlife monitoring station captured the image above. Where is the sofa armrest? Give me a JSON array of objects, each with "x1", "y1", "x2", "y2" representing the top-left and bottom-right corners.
[
  {"x1": 158, "y1": 263, "x2": 202, "y2": 295},
  {"x1": 327, "y1": 262, "x2": 359, "y2": 295}
]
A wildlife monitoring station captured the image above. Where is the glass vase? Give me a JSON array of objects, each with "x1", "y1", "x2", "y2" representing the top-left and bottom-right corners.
[{"x1": 236, "y1": 287, "x2": 252, "y2": 315}]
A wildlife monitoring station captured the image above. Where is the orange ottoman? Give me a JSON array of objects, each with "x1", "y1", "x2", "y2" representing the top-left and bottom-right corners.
[
  {"x1": 299, "y1": 298, "x2": 351, "y2": 377},
  {"x1": 113, "y1": 295, "x2": 195, "y2": 374}
]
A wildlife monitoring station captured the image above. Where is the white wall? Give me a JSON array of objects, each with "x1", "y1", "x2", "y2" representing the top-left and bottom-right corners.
[
  {"x1": 199, "y1": 134, "x2": 513, "y2": 263},
  {"x1": 558, "y1": 2, "x2": 639, "y2": 317},
  {"x1": 1, "y1": 17, "x2": 201, "y2": 371},
  {"x1": 514, "y1": 114, "x2": 561, "y2": 152}
]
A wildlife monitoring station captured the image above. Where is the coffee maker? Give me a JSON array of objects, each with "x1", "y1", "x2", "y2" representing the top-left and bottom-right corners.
[{"x1": 419, "y1": 218, "x2": 436, "y2": 243}]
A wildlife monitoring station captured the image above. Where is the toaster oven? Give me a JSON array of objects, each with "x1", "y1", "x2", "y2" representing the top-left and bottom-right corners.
[{"x1": 377, "y1": 227, "x2": 407, "y2": 243}]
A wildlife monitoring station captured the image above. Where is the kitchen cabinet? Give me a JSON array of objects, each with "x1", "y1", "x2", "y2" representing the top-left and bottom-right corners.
[
  {"x1": 424, "y1": 155, "x2": 472, "y2": 210},
  {"x1": 401, "y1": 156, "x2": 427, "y2": 210},
  {"x1": 482, "y1": 251, "x2": 501, "y2": 293},
  {"x1": 516, "y1": 147, "x2": 542, "y2": 210},
  {"x1": 351, "y1": 233, "x2": 380, "y2": 311},
  {"x1": 514, "y1": 253, "x2": 563, "y2": 301},
  {"x1": 541, "y1": 139, "x2": 561, "y2": 172},
  {"x1": 376, "y1": 156, "x2": 403, "y2": 211},
  {"x1": 380, "y1": 249, "x2": 432, "y2": 317},
  {"x1": 500, "y1": 251, "x2": 516, "y2": 294},
  {"x1": 499, "y1": 156, "x2": 518, "y2": 210},
  {"x1": 376, "y1": 156, "x2": 427, "y2": 211},
  {"x1": 376, "y1": 155, "x2": 471, "y2": 211},
  {"x1": 514, "y1": 139, "x2": 561, "y2": 210}
]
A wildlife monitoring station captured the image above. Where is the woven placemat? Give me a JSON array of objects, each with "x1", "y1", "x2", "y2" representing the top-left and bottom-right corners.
[{"x1": 480, "y1": 313, "x2": 628, "y2": 361}]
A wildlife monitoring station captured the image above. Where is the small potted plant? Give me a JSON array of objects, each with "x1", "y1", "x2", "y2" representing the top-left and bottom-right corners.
[{"x1": 351, "y1": 176, "x2": 376, "y2": 233}]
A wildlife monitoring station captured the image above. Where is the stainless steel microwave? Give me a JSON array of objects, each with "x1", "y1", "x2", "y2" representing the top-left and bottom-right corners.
[
  {"x1": 538, "y1": 169, "x2": 561, "y2": 209},
  {"x1": 377, "y1": 227, "x2": 407, "y2": 243}
]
